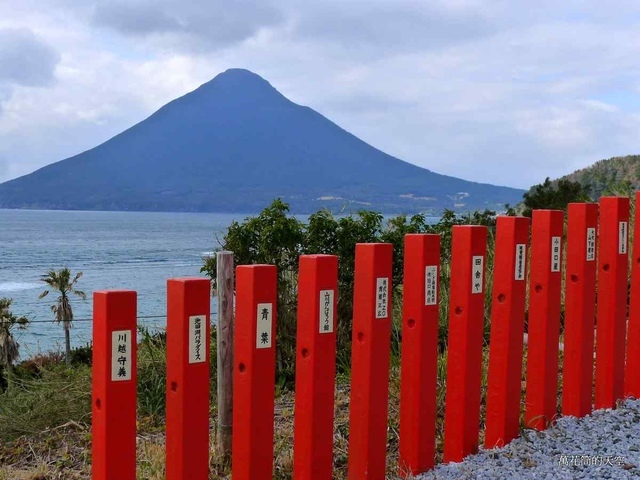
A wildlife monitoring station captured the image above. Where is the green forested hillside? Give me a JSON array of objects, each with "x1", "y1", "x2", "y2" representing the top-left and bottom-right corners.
[{"x1": 561, "y1": 154, "x2": 640, "y2": 198}]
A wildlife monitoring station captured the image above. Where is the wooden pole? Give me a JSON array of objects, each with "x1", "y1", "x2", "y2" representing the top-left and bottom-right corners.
[
  {"x1": 443, "y1": 225, "x2": 487, "y2": 463},
  {"x1": 166, "y1": 278, "x2": 211, "y2": 479},
  {"x1": 217, "y1": 251, "x2": 234, "y2": 458},
  {"x1": 92, "y1": 290, "x2": 137, "y2": 480}
]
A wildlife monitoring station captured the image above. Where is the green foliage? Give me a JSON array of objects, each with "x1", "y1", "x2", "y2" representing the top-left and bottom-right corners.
[
  {"x1": 0, "y1": 298, "x2": 29, "y2": 372},
  {"x1": 202, "y1": 199, "x2": 499, "y2": 387},
  {"x1": 38, "y1": 268, "x2": 87, "y2": 365},
  {"x1": 521, "y1": 177, "x2": 591, "y2": 217}
]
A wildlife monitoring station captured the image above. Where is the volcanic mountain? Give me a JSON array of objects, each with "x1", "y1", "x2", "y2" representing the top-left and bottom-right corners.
[{"x1": 0, "y1": 69, "x2": 523, "y2": 213}]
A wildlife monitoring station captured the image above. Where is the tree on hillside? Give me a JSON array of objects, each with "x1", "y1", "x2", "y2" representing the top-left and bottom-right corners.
[
  {"x1": 39, "y1": 268, "x2": 86, "y2": 365},
  {"x1": 521, "y1": 177, "x2": 591, "y2": 217},
  {"x1": 0, "y1": 298, "x2": 29, "y2": 376}
]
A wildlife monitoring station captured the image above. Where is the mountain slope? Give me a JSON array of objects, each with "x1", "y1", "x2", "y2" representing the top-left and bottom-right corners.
[
  {"x1": 0, "y1": 68, "x2": 524, "y2": 213},
  {"x1": 560, "y1": 155, "x2": 640, "y2": 198}
]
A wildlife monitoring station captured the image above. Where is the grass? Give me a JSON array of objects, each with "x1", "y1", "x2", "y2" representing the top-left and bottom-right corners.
[{"x1": 0, "y1": 335, "x2": 566, "y2": 479}]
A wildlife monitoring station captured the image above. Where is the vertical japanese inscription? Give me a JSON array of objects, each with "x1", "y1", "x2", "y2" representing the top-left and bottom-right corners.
[
  {"x1": 551, "y1": 237, "x2": 561, "y2": 272},
  {"x1": 319, "y1": 290, "x2": 335, "y2": 334},
  {"x1": 515, "y1": 244, "x2": 526, "y2": 281},
  {"x1": 111, "y1": 330, "x2": 132, "y2": 381},
  {"x1": 256, "y1": 303, "x2": 273, "y2": 349},
  {"x1": 189, "y1": 315, "x2": 206, "y2": 364},
  {"x1": 586, "y1": 227, "x2": 596, "y2": 261},
  {"x1": 376, "y1": 277, "x2": 389, "y2": 319},
  {"x1": 619, "y1": 221, "x2": 628, "y2": 255},
  {"x1": 425, "y1": 266, "x2": 438, "y2": 305},
  {"x1": 472, "y1": 256, "x2": 484, "y2": 294}
]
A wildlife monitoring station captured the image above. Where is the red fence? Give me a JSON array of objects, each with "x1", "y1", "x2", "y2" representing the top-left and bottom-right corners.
[{"x1": 91, "y1": 197, "x2": 640, "y2": 479}]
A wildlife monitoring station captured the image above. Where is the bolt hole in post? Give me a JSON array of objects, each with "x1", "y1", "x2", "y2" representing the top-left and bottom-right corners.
[
  {"x1": 301, "y1": 348, "x2": 310, "y2": 359},
  {"x1": 497, "y1": 293, "x2": 506, "y2": 304},
  {"x1": 571, "y1": 274, "x2": 579, "y2": 283},
  {"x1": 171, "y1": 381, "x2": 178, "y2": 392},
  {"x1": 603, "y1": 263, "x2": 610, "y2": 272},
  {"x1": 357, "y1": 332, "x2": 365, "y2": 344},
  {"x1": 535, "y1": 284, "x2": 543, "y2": 294},
  {"x1": 455, "y1": 306, "x2": 463, "y2": 316},
  {"x1": 238, "y1": 363, "x2": 246, "y2": 373},
  {"x1": 407, "y1": 318, "x2": 416, "y2": 329},
  {"x1": 95, "y1": 398, "x2": 101, "y2": 410}
]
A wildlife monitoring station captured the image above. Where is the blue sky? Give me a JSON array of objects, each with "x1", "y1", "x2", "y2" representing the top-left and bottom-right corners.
[{"x1": 0, "y1": 0, "x2": 639, "y2": 189}]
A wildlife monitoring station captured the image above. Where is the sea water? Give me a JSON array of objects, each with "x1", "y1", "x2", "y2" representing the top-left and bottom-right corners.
[{"x1": 0, "y1": 209, "x2": 243, "y2": 357}]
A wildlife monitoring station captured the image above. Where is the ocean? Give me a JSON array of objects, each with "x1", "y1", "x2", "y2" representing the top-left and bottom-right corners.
[{"x1": 0, "y1": 209, "x2": 245, "y2": 357}]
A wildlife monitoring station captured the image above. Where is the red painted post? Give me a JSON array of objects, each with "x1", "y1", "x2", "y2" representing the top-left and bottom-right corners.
[
  {"x1": 562, "y1": 203, "x2": 598, "y2": 417},
  {"x1": 92, "y1": 291, "x2": 137, "y2": 480},
  {"x1": 443, "y1": 226, "x2": 487, "y2": 463},
  {"x1": 166, "y1": 278, "x2": 211, "y2": 479},
  {"x1": 347, "y1": 243, "x2": 393, "y2": 480},
  {"x1": 232, "y1": 265, "x2": 278, "y2": 480},
  {"x1": 595, "y1": 196, "x2": 630, "y2": 409},
  {"x1": 399, "y1": 234, "x2": 440, "y2": 476},
  {"x1": 485, "y1": 216, "x2": 530, "y2": 448},
  {"x1": 524, "y1": 210, "x2": 564, "y2": 430},
  {"x1": 293, "y1": 254, "x2": 339, "y2": 480},
  {"x1": 626, "y1": 192, "x2": 640, "y2": 398}
]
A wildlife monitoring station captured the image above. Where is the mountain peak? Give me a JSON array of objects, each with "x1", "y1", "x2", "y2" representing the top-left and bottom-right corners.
[
  {"x1": 197, "y1": 68, "x2": 280, "y2": 99},
  {"x1": 0, "y1": 69, "x2": 524, "y2": 213}
]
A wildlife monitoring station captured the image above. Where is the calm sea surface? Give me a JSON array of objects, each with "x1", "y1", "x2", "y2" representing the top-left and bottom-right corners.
[{"x1": 0, "y1": 209, "x2": 246, "y2": 357}]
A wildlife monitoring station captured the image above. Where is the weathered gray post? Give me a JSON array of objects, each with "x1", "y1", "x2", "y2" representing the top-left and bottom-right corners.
[{"x1": 216, "y1": 251, "x2": 234, "y2": 457}]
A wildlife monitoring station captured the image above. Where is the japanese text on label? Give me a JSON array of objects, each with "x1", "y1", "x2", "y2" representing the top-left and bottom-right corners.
[
  {"x1": 551, "y1": 236, "x2": 561, "y2": 272},
  {"x1": 319, "y1": 290, "x2": 334, "y2": 334},
  {"x1": 620, "y1": 222, "x2": 628, "y2": 255},
  {"x1": 515, "y1": 244, "x2": 526, "y2": 281},
  {"x1": 472, "y1": 256, "x2": 484, "y2": 294},
  {"x1": 256, "y1": 303, "x2": 273, "y2": 349},
  {"x1": 425, "y1": 266, "x2": 438, "y2": 305},
  {"x1": 189, "y1": 315, "x2": 206, "y2": 364},
  {"x1": 586, "y1": 227, "x2": 596, "y2": 261},
  {"x1": 111, "y1": 330, "x2": 132, "y2": 381},
  {"x1": 376, "y1": 277, "x2": 389, "y2": 318}
]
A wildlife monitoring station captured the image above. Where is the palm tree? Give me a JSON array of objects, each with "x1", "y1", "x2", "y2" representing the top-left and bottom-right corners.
[
  {"x1": 0, "y1": 298, "x2": 29, "y2": 374},
  {"x1": 39, "y1": 268, "x2": 86, "y2": 365}
]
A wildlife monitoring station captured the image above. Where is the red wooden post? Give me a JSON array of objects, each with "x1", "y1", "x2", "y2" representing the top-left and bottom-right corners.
[
  {"x1": 399, "y1": 234, "x2": 440, "y2": 476},
  {"x1": 92, "y1": 290, "x2": 137, "y2": 480},
  {"x1": 595, "y1": 196, "x2": 630, "y2": 409},
  {"x1": 443, "y1": 226, "x2": 487, "y2": 463},
  {"x1": 562, "y1": 203, "x2": 598, "y2": 417},
  {"x1": 347, "y1": 243, "x2": 393, "y2": 480},
  {"x1": 524, "y1": 210, "x2": 564, "y2": 430},
  {"x1": 626, "y1": 192, "x2": 640, "y2": 398},
  {"x1": 485, "y1": 216, "x2": 530, "y2": 448},
  {"x1": 166, "y1": 278, "x2": 211, "y2": 479},
  {"x1": 232, "y1": 265, "x2": 278, "y2": 480},
  {"x1": 293, "y1": 254, "x2": 339, "y2": 480}
]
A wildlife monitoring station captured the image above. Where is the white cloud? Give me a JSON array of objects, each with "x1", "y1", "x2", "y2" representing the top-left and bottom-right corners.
[{"x1": 0, "y1": 1, "x2": 639, "y2": 189}]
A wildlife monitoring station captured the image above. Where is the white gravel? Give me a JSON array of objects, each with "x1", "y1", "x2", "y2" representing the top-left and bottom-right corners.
[{"x1": 415, "y1": 398, "x2": 640, "y2": 479}]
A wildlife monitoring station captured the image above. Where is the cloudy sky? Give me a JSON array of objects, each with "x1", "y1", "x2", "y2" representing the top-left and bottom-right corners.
[{"x1": 0, "y1": 0, "x2": 639, "y2": 189}]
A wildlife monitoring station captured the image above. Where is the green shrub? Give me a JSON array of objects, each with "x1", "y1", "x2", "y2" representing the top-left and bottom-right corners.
[{"x1": 202, "y1": 199, "x2": 501, "y2": 388}]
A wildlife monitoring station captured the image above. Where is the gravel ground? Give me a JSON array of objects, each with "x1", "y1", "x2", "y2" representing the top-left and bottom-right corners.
[{"x1": 416, "y1": 398, "x2": 640, "y2": 479}]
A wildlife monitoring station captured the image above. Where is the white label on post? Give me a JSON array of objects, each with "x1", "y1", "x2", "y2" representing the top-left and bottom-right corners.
[
  {"x1": 551, "y1": 236, "x2": 561, "y2": 272},
  {"x1": 111, "y1": 330, "x2": 132, "y2": 381},
  {"x1": 256, "y1": 303, "x2": 273, "y2": 349},
  {"x1": 472, "y1": 256, "x2": 483, "y2": 294},
  {"x1": 319, "y1": 289, "x2": 334, "y2": 334},
  {"x1": 586, "y1": 227, "x2": 596, "y2": 261},
  {"x1": 189, "y1": 315, "x2": 206, "y2": 364},
  {"x1": 425, "y1": 266, "x2": 438, "y2": 305},
  {"x1": 620, "y1": 221, "x2": 628, "y2": 254},
  {"x1": 376, "y1": 277, "x2": 389, "y2": 318},
  {"x1": 515, "y1": 244, "x2": 526, "y2": 281}
]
